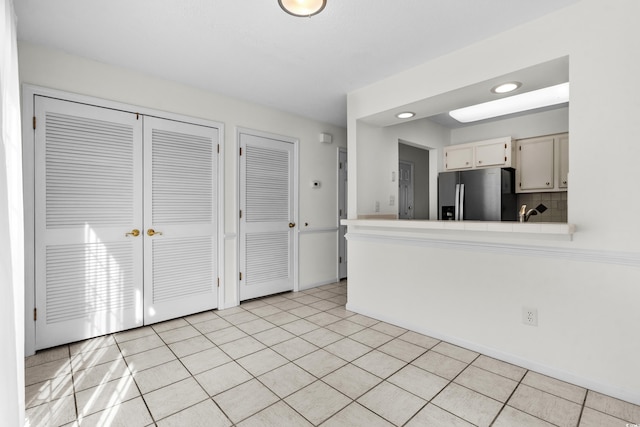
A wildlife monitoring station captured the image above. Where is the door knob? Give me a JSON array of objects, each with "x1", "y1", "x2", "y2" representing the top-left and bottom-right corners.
[
  {"x1": 288, "y1": 223, "x2": 296, "y2": 228},
  {"x1": 147, "y1": 229, "x2": 163, "y2": 236},
  {"x1": 125, "y1": 229, "x2": 140, "y2": 237}
]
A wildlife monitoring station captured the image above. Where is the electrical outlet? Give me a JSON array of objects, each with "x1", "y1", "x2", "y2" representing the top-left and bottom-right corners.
[
  {"x1": 522, "y1": 307, "x2": 538, "y2": 326},
  {"x1": 374, "y1": 201, "x2": 380, "y2": 212},
  {"x1": 389, "y1": 195, "x2": 395, "y2": 206}
]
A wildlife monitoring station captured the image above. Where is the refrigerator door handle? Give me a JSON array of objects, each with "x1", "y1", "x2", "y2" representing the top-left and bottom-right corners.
[
  {"x1": 459, "y1": 184, "x2": 465, "y2": 220},
  {"x1": 454, "y1": 184, "x2": 460, "y2": 220}
]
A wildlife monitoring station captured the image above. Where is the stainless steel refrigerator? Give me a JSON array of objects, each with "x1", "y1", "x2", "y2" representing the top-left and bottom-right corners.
[{"x1": 438, "y1": 167, "x2": 517, "y2": 221}]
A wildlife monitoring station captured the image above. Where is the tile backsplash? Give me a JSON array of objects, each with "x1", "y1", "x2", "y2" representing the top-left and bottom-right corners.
[{"x1": 517, "y1": 192, "x2": 567, "y2": 223}]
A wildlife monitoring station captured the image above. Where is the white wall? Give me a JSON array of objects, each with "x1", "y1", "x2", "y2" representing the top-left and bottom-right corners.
[
  {"x1": 356, "y1": 118, "x2": 449, "y2": 217},
  {"x1": 347, "y1": 0, "x2": 640, "y2": 404},
  {"x1": 347, "y1": 233, "x2": 640, "y2": 403},
  {"x1": 18, "y1": 42, "x2": 347, "y2": 310},
  {"x1": 1, "y1": 0, "x2": 24, "y2": 423},
  {"x1": 0, "y1": 128, "x2": 24, "y2": 427}
]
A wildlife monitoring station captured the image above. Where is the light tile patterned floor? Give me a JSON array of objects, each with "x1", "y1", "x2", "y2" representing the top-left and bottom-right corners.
[{"x1": 25, "y1": 280, "x2": 640, "y2": 426}]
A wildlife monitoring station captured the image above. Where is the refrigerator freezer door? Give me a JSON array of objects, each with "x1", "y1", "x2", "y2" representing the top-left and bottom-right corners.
[
  {"x1": 459, "y1": 168, "x2": 502, "y2": 221},
  {"x1": 438, "y1": 171, "x2": 459, "y2": 220}
]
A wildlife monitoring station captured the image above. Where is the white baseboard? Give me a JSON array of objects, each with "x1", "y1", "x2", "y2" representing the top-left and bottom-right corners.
[{"x1": 346, "y1": 302, "x2": 640, "y2": 406}]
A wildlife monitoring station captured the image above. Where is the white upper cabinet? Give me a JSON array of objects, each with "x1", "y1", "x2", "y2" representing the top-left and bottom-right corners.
[
  {"x1": 475, "y1": 139, "x2": 513, "y2": 168},
  {"x1": 444, "y1": 145, "x2": 473, "y2": 170},
  {"x1": 517, "y1": 136, "x2": 555, "y2": 191},
  {"x1": 516, "y1": 133, "x2": 568, "y2": 193},
  {"x1": 444, "y1": 137, "x2": 513, "y2": 171}
]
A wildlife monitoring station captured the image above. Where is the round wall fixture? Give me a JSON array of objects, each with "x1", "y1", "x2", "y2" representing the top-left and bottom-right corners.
[
  {"x1": 278, "y1": 0, "x2": 327, "y2": 17},
  {"x1": 491, "y1": 81, "x2": 522, "y2": 94},
  {"x1": 396, "y1": 112, "x2": 415, "y2": 119}
]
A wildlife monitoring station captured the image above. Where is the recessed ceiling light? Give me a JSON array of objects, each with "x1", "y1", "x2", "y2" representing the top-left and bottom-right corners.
[
  {"x1": 396, "y1": 112, "x2": 415, "y2": 119},
  {"x1": 449, "y1": 82, "x2": 569, "y2": 123},
  {"x1": 491, "y1": 81, "x2": 522, "y2": 94},
  {"x1": 278, "y1": 0, "x2": 327, "y2": 17}
]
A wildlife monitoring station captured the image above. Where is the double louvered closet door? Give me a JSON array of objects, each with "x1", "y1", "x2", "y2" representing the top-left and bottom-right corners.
[{"x1": 34, "y1": 96, "x2": 218, "y2": 350}]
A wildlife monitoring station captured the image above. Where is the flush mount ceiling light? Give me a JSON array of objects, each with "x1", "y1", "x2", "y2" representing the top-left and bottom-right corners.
[
  {"x1": 491, "y1": 81, "x2": 522, "y2": 94},
  {"x1": 449, "y1": 82, "x2": 570, "y2": 123},
  {"x1": 278, "y1": 0, "x2": 327, "y2": 17},
  {"x1": 396, "y1": 112, "x2": 415, "y2": 119}
]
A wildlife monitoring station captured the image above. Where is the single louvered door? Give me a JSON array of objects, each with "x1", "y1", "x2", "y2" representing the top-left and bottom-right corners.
[
  {"x1": 143, "y1": 117, "x2": 218, "y2": 324},
  {"x1": 34, "y1": 96, "x2": 143, "y2": 350},
  {"x1": 239, "y1": 132, "x2": 296, "y2": 301}
]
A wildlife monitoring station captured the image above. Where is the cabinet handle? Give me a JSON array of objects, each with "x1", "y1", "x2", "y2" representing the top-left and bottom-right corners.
[
  {"x1": 562, "y1": 180, "x2": 567, "y2": 184},
  {"x1": 478, "y1": 160, "x2": 482, "y2": 164},
  {"x1": 546, "y1": 182, "x2": 550, "y2": 186}
]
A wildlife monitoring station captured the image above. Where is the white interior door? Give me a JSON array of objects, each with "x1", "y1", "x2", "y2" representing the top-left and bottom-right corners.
[
  {"x1": 338, "y1": 149, "x2": 348, "y2": 279},
  {"x1": 399, "y1": 161, "x2": 414, "y2": 219},
  {"x1": 239, "y1": 131, "x2": 296, "y2": 301},
  {"x1": 143, "y1": 117, "x2": 218, "y2": 324},
  {"x1": 34, "y1": 96, "x2": 143, "y2": 350}
]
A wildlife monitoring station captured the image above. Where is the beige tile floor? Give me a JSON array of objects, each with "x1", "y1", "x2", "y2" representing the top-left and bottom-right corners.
[{"x1": 25, "y1": 280, "x2": 640, "y2": 426}]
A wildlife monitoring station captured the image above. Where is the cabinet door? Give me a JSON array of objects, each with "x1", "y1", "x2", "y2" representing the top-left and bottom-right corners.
[
  {"x1": 445, "y1": 145, "x2": 473, "y2": 170},
  {"x1": 518, "y1": 136, "x2": 554, "y2": 191},
  {"x1": 558, "y1": 134, "x2": 569, "y2": 188},
  {"x1": 475, "y1": 142, "x2": 506, "y2": 168}
]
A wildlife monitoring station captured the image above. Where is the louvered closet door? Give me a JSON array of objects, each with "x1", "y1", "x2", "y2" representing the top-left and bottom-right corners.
[
  {"x1": 143, "y1": 117, "x2": 218, "y2": 324},
  {"x1": 239, "y1": 132, "x2": 296, "y2": 301},
  {"x1": 34, "y1": 96, "x2": 143, "y2": 350}
]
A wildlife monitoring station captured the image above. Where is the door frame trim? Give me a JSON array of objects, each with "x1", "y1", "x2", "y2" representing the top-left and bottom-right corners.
[
  {"x1": 236, "y1": 127, "x2": 299, "y2": 306},
  {"x1": 337, "y1": 147, "x2": 347, "y2": 280},
  {"x1": 22, "y1": 84, "x2": 225, "y2": 355}
]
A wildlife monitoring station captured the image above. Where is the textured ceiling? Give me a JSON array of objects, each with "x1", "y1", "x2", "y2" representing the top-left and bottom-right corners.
[{"x1": 15, "y1": 0, "x2": 579, "y2": 127}]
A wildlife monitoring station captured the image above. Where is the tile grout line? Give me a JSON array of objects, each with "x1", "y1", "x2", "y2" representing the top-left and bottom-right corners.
[
  {"x1": 115, "y1": 327, "x2": 162, "y2": 426},
  {"x1": 69, "y1": 345, "x2": 80, "y2": 426},
  {"x1": 246, "y1": 288, "x2": 357, "y2": 426},
  {"x1": 487, "y1": 362, "x2": 528, "y2": 427},
  {"x1": 406, "y1": 352, "x2": 484, "y2": 427},
  {"x1": 230, "y1": 283, "x2": 425, "y2": 426},
  {"x1": 236, "y1": 282, "x2": 361, "y2": 426},
  {"x1": 575, "y1": 389, "x2": 589, "y2": 427},
  {"x1": 211, "y1": 286, "x2": 347, "y2": 426},
  {"x1": 189, "y1": 283, "x2": 347, "y2": 426},
  {"x1": 156, "y1": 312, "x2": 254, "y2": 426}
]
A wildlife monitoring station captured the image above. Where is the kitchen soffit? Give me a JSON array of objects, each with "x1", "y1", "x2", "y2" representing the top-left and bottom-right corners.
[
  {"x1": 14, "y1": 0, "x2": 579, "y2": 128},
  {"x1": 361, "y1": 56, "x2": 570, "y2": 128}
]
